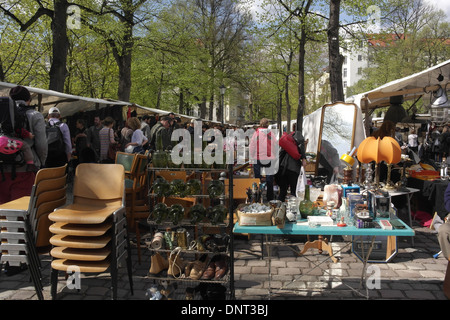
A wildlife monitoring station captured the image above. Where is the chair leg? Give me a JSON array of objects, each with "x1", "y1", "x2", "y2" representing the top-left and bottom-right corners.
[
  {"x1": 124, "y1": 228, "x2": 134, "y2": 295},
  {"x1": 135, "y1": 220, "x2": 142, "y2": 264},
  {"x1": 51, "y1": 268, "x2": 58, "y2": 300},
  {"x1": 27, "y1": 263, "x2": 44, "y2": 300}
]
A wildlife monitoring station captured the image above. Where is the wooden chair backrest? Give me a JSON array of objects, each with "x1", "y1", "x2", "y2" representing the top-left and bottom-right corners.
[
  {"x1": 34, "y1": 186, "x2": 67, "y2": 209},
  {"x1": 224, "y1": 178, "x2": 260, "y2": 199},
  {"x1": 35, "y1": 196, "x2": 67, "y2": 221},
  {"x1": 34, "y1": 164, "x2": 67, "y2": 185},
  {"x1": 73, "y1": 163, "x2": 124, "y2": 201},
  {"x1": 115, "y1": 152, "x2": 138, "y2": 175},
  {"x1": 35, "y1": 175, "x2": 67, "y2": 197}
]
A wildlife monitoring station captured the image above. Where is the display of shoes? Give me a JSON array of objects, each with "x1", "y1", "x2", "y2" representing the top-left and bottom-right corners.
[
  {"x1": 185, "y1": 254, "x2": 209, "y2": 280},
  {"x1": 200, "y1": 254, "x2": 228, "y2": 280}
]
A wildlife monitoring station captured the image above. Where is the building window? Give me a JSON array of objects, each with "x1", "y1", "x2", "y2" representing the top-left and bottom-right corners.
[
  {"x1": 343, "y1": 81, "x2": 347, "y2": 88},
  {"x1": 357, "y1": 67, "x2": 362, "y2": 75},
  {"x1": 358, "y1": 55, "x2": 362, "y2": 61},
  {"x1": 343, "y1": 68, "x2": 347, "y2": 78},
  {"x1": 343, "y1": 56, "x2": 347, "y2": 65}
]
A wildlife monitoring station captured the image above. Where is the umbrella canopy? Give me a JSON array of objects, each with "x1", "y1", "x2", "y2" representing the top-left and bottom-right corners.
[{"x1": 357, "y1": 136, "x2": 402, "y2": 164}]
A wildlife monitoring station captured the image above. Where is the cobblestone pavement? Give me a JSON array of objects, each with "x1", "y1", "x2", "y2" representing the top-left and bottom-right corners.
[{"x1": 0, "y1": 221, "x2": 448, "y2": 301}]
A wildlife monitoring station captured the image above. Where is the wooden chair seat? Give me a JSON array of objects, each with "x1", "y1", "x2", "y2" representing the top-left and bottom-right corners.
[
  {"x1": 49, "y1": 221, "x2": 112, "y2": 237},
  {"x1": 50, "y1": 247, "x2": 111, "y2": 261},
  {"x1": 48, "y1": 203, "x2": 121, "y2": 224},
  {"x1": 51, "y1": 258, "x2": 110, "y2": 273},
  {"x1": 49, "y1": 234, "x2": 111, "y2": 249},
  {"x1": 0, "y1": 197, "x2": 30, "y2": 211}
]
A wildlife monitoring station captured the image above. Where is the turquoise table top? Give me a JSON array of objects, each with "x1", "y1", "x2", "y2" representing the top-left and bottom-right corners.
[{"x1": 233, "y1": 218, "x2": 415, "y2": 237}]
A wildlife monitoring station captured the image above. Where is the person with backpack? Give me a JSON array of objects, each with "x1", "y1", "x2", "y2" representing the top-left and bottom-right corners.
[
  {"x1": 45, "y1": 107, "x2": 72, "y2": 168},
  {"x1": 0, "y1": 86, "x2": 48, "y2": 204}
]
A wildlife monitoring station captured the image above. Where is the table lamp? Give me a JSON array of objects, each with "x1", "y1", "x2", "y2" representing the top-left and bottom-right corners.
[
  {"x1": 357, "y1": 136, "x2": 402, "y2": 190},
  {"x1": 340, "y1": 146, "x2": 357, "y2": 185}
]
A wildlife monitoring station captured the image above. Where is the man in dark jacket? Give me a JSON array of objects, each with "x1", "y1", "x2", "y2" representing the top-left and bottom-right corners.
[
  {"x1": 275, "y1": 131, "x2": 307, "y2": 202},
  {"x1": 148, "y1": 116, "x2": 172, "y2": 150}
]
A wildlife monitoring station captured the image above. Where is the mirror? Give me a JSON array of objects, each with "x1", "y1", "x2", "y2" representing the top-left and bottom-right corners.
[{"x1": 316, "y1": 102, "x2": 358, "y2": 180}]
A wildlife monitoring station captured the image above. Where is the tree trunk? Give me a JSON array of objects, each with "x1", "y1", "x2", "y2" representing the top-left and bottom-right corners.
[
  {"x1": 295, "y1": 0, "x2": 313, "y2": 136},
  {"x1": 328, "y1": 0, "x2": 345, "y2": 103},
  {"x1": 285, "y1": 74, "x2": 291, "y2": 133},
  {"x1": 200, "y1": 99, "x2": 207, "y2": 119},
  {"x1": 277, "y1": 92, "x2": 282, "y2": 139},
  {"x1": 0, "y1": 56, "x2": 5, "y2": 82},
  {"x1": 49, "y1": 0, "x2": 69, "y2": 92},
  {"x1": 118, "y1": 54, "x2": 132, "y2": 102},
  {"x1": 296, "y1": 28, "x2": 307, "y2": 135},
  {"x1": 179, "y1": 90, "x2": 184, "y2": 114}
]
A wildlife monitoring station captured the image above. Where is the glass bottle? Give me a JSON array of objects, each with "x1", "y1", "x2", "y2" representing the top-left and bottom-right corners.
[
  {"x1": 440, "y1": 157, "x2": 448, "y2": 180},
  {"x1": 299, "y1": 184, "x2": 315, "y2": 219}
]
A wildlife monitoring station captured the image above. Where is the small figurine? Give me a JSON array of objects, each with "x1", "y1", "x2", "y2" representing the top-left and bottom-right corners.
[{"x1": 337, "y1": 216, "x2": 347, "y2": 227}]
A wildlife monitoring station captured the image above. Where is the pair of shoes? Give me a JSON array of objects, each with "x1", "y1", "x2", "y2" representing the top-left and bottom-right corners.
[
  {"x1": 201, "y1": 255, "x2": 228, "y2": 280},
  {"x1": 185, "y1": 254, "x2": 208, "y2": 280}
]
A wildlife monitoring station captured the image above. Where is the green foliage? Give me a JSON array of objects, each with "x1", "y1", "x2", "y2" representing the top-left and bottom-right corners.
[{"x1": 0, "y1": 0, "x2": 448, "y2": 121}]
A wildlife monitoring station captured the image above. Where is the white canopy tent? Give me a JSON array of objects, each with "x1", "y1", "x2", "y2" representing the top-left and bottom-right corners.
[
  {"x1": 0, "y1": 81, "x2": 197, "y2": 122},
  {"x1": 347, "y1": 59, "x2": 450, "y2": 132}
]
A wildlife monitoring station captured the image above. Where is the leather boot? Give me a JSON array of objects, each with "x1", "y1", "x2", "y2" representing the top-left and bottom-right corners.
[{"x1": 148, "y1": 252, "x2": 169, "y2": 275}]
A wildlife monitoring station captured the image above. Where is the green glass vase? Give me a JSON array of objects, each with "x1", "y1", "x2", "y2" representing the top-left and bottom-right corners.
[{"x1": 299, "y1": 185, "x2": 316, "y2": 219}]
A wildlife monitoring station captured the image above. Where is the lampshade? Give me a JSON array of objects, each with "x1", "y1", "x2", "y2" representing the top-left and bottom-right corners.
[
  {"x1": 431, "y1": 85, "x2": 450, "y2": 108},
  {"x1": 430, "y1": 85, "x2": 450, "y2": 124},
  {"x1": 357, "y1": 136, "x2": 402, "y2": 164}
]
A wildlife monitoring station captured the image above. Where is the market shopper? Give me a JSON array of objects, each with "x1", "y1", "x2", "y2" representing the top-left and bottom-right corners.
[
  {"x1": 87, "y1": 116, "x2": 102, "y2": 162},
  {"x1": 408, "y1": 128, "x2": 419, "y2": 153},
  {"x1": 45, "y1": 107, "x2": 72, "y2": 168},
  {"x1": 432, "y1": 183, "x2": 450, "y2": 260},
  {"x1": 124, "y1": 117, "x2": 148, "y2": 153},
  {"x1": 249, "y1": 118, "x2": 276, "y2": 201},
  {"x1": 0, "y1": 86, "x2": 48, "y2": 204},
  {"x1": 99, "y1": 116, "x2": 118, "y2": 163},
  {"x1": 275, "y1": 131, "x2": 307, "y2": 202},
  {"x1": 148, "y1": 116, "x2": 172, "y2": 150}
]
